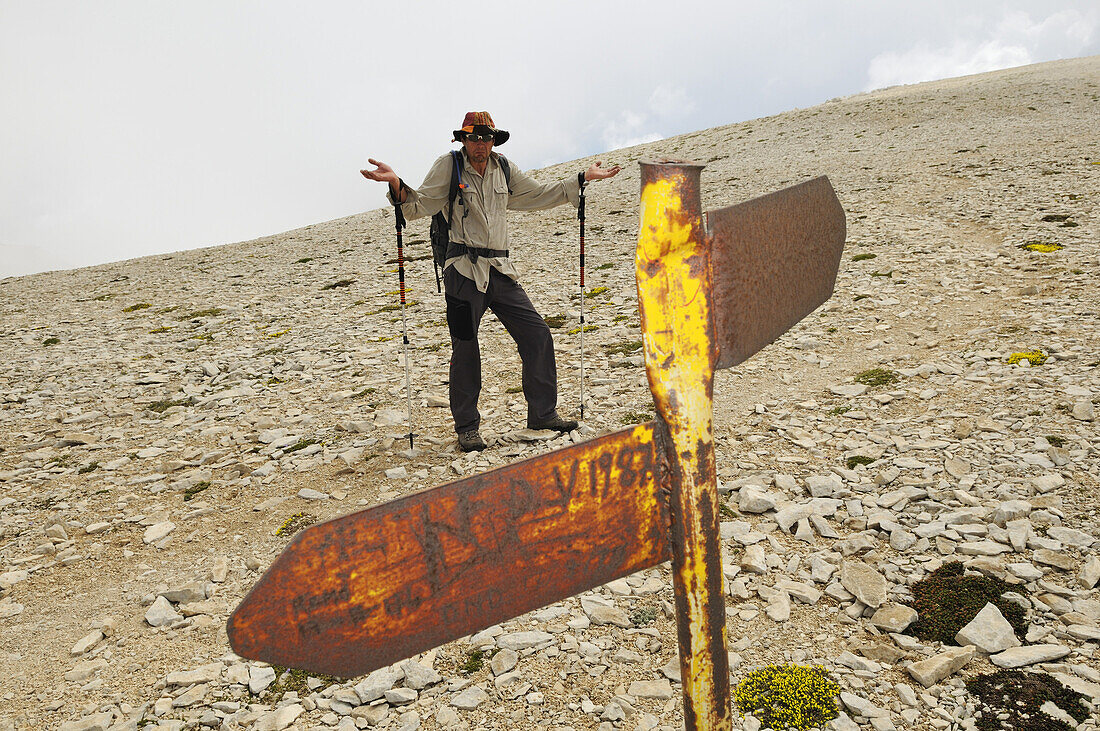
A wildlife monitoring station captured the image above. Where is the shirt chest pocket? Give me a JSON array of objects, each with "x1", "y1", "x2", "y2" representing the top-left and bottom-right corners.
[{"x1": 487, "y1": 179, "x2": 509, "y2": 217}]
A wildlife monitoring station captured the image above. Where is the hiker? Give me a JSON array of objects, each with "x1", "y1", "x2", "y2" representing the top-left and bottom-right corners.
[{"x1": 361, "y1": 111, "x2": 621, "y2": 452}]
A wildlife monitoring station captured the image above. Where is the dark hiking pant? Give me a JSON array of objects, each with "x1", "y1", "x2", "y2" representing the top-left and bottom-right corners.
[{"x1": 444, "y1": 266, "x2": 558, "y2": 433}]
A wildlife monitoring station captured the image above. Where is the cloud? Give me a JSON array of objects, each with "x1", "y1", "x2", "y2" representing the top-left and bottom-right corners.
[
  {"x1": 865, "y1": 9, "x2": 1098, "y2": 90},
  {"x1": 597, "y1": 85, "x2": 698, "y2": 152}
]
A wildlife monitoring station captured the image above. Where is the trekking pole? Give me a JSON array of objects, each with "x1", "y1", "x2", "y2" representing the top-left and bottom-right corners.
[
  {"x1": 393, "y1": 200, "x2": 415, "y2": 451},
  {"x1": 578, "y1": 179, "x2": 587, "y2": 419}
]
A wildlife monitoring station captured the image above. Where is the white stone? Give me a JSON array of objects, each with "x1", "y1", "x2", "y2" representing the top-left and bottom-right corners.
[
  {"x1": 840, "y1": 560, "x2": 887, "y2": 608},
  {"x1": 990, "y1": 643, "x2": 1072, "y2": 668},
  {"x1": 144, "y1": 596, "x2": 182, "y2": 627},
  {"x1": 907, "y1": 645, "x2": 976, "y2": 688},
  {"x1": 450, "y1": 686, "x2": 489, "y2": 709},
  {"x1": 143, "y1": 521, "x2": 176, "y2": 544},
  {"x1": 954, "y1": 603, "x2": 1020, "y2": 653}
]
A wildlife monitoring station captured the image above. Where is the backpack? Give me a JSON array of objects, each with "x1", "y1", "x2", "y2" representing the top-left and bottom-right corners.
[{"x1": 429, "y1": 150, "x2": 511, "y2": 292}]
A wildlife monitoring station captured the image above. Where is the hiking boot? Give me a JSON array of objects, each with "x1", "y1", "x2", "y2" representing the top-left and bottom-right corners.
[
  {"x1": 527, "y1": 414, "x2": 579, "y2": 433},
  {"x1": 457, "y1": 429, "x2": 486, "y2": 452}
]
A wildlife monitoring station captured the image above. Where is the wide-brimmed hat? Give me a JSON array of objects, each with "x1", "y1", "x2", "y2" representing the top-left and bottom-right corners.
[{"x1": 452, "y1": 111, "x2": 509, "y2": 145}]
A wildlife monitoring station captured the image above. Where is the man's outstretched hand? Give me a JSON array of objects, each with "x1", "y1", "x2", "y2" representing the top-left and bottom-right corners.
[
  {"x1": 360, "y1": 159, "x2": 399, "y2": 186},
  {"x1": 584, "y1": 161, "x2": 622, "y2": 182}
]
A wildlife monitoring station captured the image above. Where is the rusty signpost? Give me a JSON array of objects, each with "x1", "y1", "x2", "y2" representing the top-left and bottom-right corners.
[{"x1": 229, "y1": 161, "x2": 845, "y2": 729}]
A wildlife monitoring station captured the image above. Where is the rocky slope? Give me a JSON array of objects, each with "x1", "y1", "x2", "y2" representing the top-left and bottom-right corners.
[{"x1": 1, "y1": 56, "x2": 1098, "y2": 730}]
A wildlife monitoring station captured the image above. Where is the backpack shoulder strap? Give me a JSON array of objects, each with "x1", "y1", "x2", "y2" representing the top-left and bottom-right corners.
[
  {"x1": 497, "y1": 154, "x2": 512, "y2": 194},
  {"x1": 445, "y1": 150, "x2": 463, "y2": 222}
]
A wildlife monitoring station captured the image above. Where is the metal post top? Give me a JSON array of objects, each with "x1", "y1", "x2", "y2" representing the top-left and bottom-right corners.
[{"x1": 639, "y1": 158, "x2": 706, "y2": 170}]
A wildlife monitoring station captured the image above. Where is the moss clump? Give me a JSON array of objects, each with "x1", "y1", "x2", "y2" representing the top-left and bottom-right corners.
[
  {"x1": 295, "y1": 257, "x2": 313, "y2": 264},
  {"x1": 584, "y1": 286, "x2": 609, "y2": 298},
  {"x1": 967, "y1": 670, "x2": 1088, "y2": 731},
  {"x1": 149, "y1": 326, "x2": 173, "y2": 334},
  {"x1": 275, "y1": 512, "x2": 316, "y2": 537},
  {"x1": 505, "y1": 386, "x2": 523, "y2": 394},
  {"x1": 42, "y1": 337, "x2": 60, "y2": 346},
  {"x1": 830, "y1": 406, "x2": 851, "y2": 416},
  {"x1": 321, "y1": 279, "x2": 355, "y2": 290},
  {"x1": 1045, "y1": 434, "x2": 1065, "y2": 447},
  {"x1": 596, "y1": 262, "x2": 615, "y2": 270},
  {"x1": 604, "y1": 340, "x2": 643, "y2": 356},
  {"x1": 1007, "y1": 350, "x2": 1047, "y2": 366},
  {"x1": 182, "y1": 481, "x2": 210, "y2": 501},
  {"x1": 846, "y1": 455, "x2": 875, "y2": 469},
  {"x1": 543, "y1": 314, "x2": 567, "y2": 328},
  {"x1": 851, "y1": 253, "x2": 877, "y2": 262},
  {"x1": 854, "y1": 368, "x2": 898, "y2": 387},
  {"x1": 264, "y1": 328, "x2": 290, "y2": 339},
  {"x1": 907, "y1": 562, "x2": 1026, "y2": 645},
  {"x1": 567, "y1": 324, "x2": 598, "y2": 335},
  {"x1": 78, "y1": 462, "x2": 100, "y2": 475},
  {"x1": 734, "y1": 664, "x2": 840, "y2": 730},
  {"x1": 123, "y1": 303, "x2": 152, "y2": 312},
  {"x1": 1018, "y1": 241, "x2": 1064, "y2": 253}
]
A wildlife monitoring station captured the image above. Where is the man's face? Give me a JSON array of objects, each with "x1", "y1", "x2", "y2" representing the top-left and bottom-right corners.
[{"x1": 462, "y1": 134, "x2": 493, "y2": 167}]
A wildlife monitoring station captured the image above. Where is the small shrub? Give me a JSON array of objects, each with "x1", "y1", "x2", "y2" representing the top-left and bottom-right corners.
[
  {"x1": 734, "y1": 664, "x2": 840, "y2": 730},
  {"x1": 148, "y1": 398, "x2": 189, "y2": 414},
  {"x1": 829, "y1": 406, "x2": 851, "y2": 416},
  {"x1": 851, "y1": 253, "x2": 877, "y2": 262},
  {"x1": 78, "y1": 462, "x2": 99, "y2": 475},
  {"x1": 543, "y1": 314, "x2": 567, "y2": 328},
  {"x1": 620, "y1": 412, "x2": 652, "y2": 425},
  {"x1": 629, "y1": 606, "x2": 658, "y2": 626},
  {"x1": 584, "y1": 286, "x2": 609, "y2": 298},
  {"x1": 845, "y1": 455, "x2": 875, "y2": 469},
  {"x1": 567, "y1": 324, "x2": 598, "y2": 335},
  {"x1": 282, "y1": 438, "x2": 319, "y2": 455},
  {"x1": 596, "y1": 262, "x2": 614, "y2": 270},
  {"x1": 179, "y1": 308, "x2": 225, "y2": 320},
  {"x1": 123, "y1": 303, "x2": 152, "y2": 312},
  {"x1": 321, "y1": 279, "x2": 355, "y2": 290},
  {"x1": 604, "y1": 340, "x2": 643, "y2": 356},
  {"x1": 854, "y1": 368, "x2": 898, "y2": 387},
  {"x1": 42, "y1": 337, "x2": 60, "y2": 346},
  {"x1": 1007, "y1": 350, "x2": 1046, "y2": 366},
  {"x1": 182, "y1": 481, "x2": 211, "y2": 501},
  {"x1": 1018, "y1": 241, "x2": 1064, "y2": 253},
  {"x1": 149, "y1": 326, "x2": 173, "y2": 334},
  {"x1": 1045, "y1": 434, "x2": 1065, "y2": 447},
  {"x1": 275, "y1": 512, "x2": 317, "y2": 537},
  {"x1": 505, "y1": 386, "x2": 522, "y2": 394},
  {"x1": 295, "y1": 257, "x2": 313, "y2": 264},
  {"x1": 907, "y1": 562, "x2": 1026, "y2": 645},
  {"x1": 461, "y1": 648, "x2": 497, "y2": 675},
  {"x1": 261, "y1": 665, "x2": 343, "y2": 702},
  {"x1": 967, "y1": 670, "x2": 1088, "y2": 731}
]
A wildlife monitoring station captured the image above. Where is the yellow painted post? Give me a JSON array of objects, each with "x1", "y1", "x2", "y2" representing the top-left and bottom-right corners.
[{"x1": 636, "y1": 160, "x2": 731, "y2": 730}]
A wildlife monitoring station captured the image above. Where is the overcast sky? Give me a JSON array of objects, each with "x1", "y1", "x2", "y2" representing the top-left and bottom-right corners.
[{"x1": 2, "y1": 1, "x2": 1097, "y2": 278}]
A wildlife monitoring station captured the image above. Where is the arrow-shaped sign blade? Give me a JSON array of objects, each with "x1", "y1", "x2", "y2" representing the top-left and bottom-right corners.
[
  {"x1": 708, "y1": 176, "x2": 846, "y2": 370},
  {"x1": 228, "y1": 422, "x2": 671, "y2": 678}
]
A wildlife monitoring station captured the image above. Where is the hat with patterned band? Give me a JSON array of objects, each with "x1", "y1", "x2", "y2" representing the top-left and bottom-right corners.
[{"x1": 452, "y1": 111, "x2": 510, "y2": 145}]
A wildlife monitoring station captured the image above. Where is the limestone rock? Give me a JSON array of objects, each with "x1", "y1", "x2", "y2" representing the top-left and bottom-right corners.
[
  {"x1": 840, "y1": 560, "x2": 887, "y2": 608},
  {"x1": 907, "y1": 645, "x2": 976, "y2": 688},
  {"x1": 954, "y1": 603, "x2": 1021, "y2": 653}
]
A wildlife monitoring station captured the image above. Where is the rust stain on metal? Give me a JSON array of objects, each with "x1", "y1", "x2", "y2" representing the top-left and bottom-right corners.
[
  {"x1": 637, "y1": 160, "x2": 732, "y2": 730},
  {"x1": 228, "y1": 422, "x2": 671, "y2": 678},
  {"x1": 707, "y1": 176, "x2": 846, "y2": 370}
]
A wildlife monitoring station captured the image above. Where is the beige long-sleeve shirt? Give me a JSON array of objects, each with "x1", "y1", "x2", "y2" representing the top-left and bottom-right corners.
[{"x1": 387, "y1": 149, "x2": 581, "y2": 292}]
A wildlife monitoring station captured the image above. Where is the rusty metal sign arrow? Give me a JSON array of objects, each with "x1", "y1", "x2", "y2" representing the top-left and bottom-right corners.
[{"x1": 229, "y1": 161, "x2": 845, "y2": 730}]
